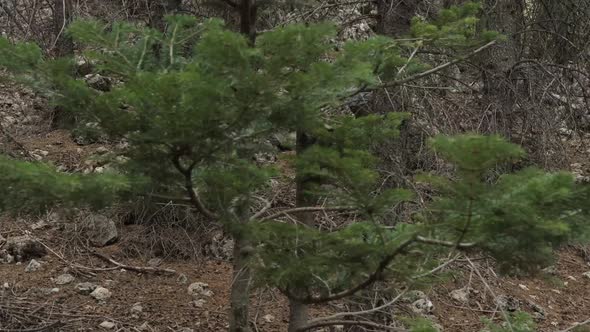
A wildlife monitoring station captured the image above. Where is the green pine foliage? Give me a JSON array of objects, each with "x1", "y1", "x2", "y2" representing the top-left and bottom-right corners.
[
  {"x1": 0, "y1": 2, "x2": 588, "y2": 329},
  {"x1": 419, "y1": 135, "x2": 590, "y2": 274}
]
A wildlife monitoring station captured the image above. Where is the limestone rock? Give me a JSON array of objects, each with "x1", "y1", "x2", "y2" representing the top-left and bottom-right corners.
[
  {"x1": 188, "y1": 282, "x2": 213, "y2": 298},
  {"x1": 76, "y1": 282, "x2": 98, "y2": 295},
  {"x1": 90, "y1": 286, "x2": 112, "y2": 301},
  {"x1": 411, "y1": 298, "x2": 434, "y2": 315},
  {"x1": 147, "y1": 258, "x2": 162, "y2": 267},
  {"x1": 449, "y1": 288, "x2": 470, "y2": 305},
  {"x1": 54, "y1": 273, "x2": 75, "y2": 285},
  {"x1": 99, "y1": 321, "x2": 116, "y2": 329},
  {"x1": 85, "y1": 214, "x2": 118, "y2": 247},
  {"x1": 25, "y1": 259, "x2": 41, "y2": 272}
]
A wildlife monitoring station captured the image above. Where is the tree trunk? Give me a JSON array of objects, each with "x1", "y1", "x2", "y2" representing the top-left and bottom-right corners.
[
  {"x1": 229, "y1": 235, "x2": 251, "y2": 332},
  {"x1": 53, "y1": 0, "x2": 73, "y2": 56},
  {"x1": 287, "y1": 298, "x2": 309, "y2": 332},
  {"x1": 479, "y1": 0, "x2": 524, "y2": 136},
  {"x1": 238, "y1": 0, "x2": 258, "y2": 44},
  {"x1": 376, "y1": 0, "x2": 424, "y2": 36}
]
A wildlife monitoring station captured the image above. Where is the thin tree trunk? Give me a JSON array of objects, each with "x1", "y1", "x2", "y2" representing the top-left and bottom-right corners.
[
  {"x1": 229, "y1": 235, "x2": 251, "y2": 332},
  {"x1": 228, "y1": 3, "x2": 258, "y2": 331},
  {"x1": 53, "y1": 0, "x2": 73, "y2": 56},
  {"x1": 287, "y1": 298, "x2": 309, "y2": 332}
]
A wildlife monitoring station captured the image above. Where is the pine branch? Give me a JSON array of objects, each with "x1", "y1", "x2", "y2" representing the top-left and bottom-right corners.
[
  {"x1": 287, "y1": 237, "x2": 416, "y2": 304},
  {"x1": 371, "y1": 40, "x2": 497, "y2": 91},
  {"x1": 171, "y1": 154, "x2": 218, "y2": 220}
]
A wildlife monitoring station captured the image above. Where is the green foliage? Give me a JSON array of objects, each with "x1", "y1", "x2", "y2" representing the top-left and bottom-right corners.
[
  {"x1": 481, "y1": 312, "x2": 536, "y2": 332},
  {"x1": 0, "y1": 156, "x2": 137, "y2": 213},
  {"x1": 249, "y1": 221, "x2": 417, "y2": 293},
  {"x1": 419, "y1": 135, "x2": 590, "y2": 274}
]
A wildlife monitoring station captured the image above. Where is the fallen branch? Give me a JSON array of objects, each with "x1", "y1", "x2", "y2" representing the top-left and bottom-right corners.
[
  {"x1": 90, "y1": 251, "x2": 176, "y2": 275},
  {"x1": 257, "y1": 206, "x2": 357, "y2": 222}
]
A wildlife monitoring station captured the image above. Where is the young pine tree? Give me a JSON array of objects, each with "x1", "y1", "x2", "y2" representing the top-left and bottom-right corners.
[{"x1": 0, "y1": 15, "x2": 410, "y2": 331}]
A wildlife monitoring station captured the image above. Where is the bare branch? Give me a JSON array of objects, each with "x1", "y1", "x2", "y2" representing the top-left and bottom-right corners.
[
  {"x1": 90, "y1": 250, "x2": 176, "y2": 275},
  {"x1": 376, "y1": 40, "x2": 497, "y2": 90},
  {"x1": 415, "y1": 235, "x2": 475, "y2": 248},
  {"x1": 256, "y1": 206, "x2": 357, "y2": 222},
  {"x1": 171, "y1": 154, "x2": 218, "y2": 220},
  {"x1": 307, "y1": 289, "x2": 408, "y2": 324}
]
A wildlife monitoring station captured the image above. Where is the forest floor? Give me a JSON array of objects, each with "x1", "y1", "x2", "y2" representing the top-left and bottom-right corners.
[{"x1": 2, "y1": 81, "x2": 590, "y2": 332}]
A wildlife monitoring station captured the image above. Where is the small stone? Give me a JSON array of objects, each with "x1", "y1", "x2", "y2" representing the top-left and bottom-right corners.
[
  {"x1": 85, "y1": 214, "x2": 118, "y2": 247},
  {"x1": 188, "y1": 282, "x2": 213, "y2": 298},
  {"x1": 411, "y1": 298, "x2": 434, "y2": 315},
  {"x1": 2, "y1": 283, "x2": 8, "y2": 288},
  {"x1": 76, "y1": 282, "x2": 98, "y2": 295},
  {"x1": 30, "y1": 220, "x2": 48, "y2": 230},
  {"x1": 495, "y1": 295, "x2": 520, "y2": 312},
  {"x1": 582, "y1": 271, "x2": 590, "y2": 279},
  {"x1": 518, "y1": 284, "x2": 529, "y2": 291},
  {"x1": 131, "y1": 303, "x2": 143, "y2": 314},
  {"x1": 90, "y1": 287, "x2": 112, "y2": 301},
  {"x1": 99, "y1": 321, "x2": 116, "y2": 329},
  {"x1": 262, "y1": 314, "x2": 275, "y2": 323},
  {"x1": 449, "y1": 288, "x2": 469, "y2": 305},
  {"x1": 54, "y1": 273, "x2": 75, "y2": 285},
  {"x1": 95, "y1": 146, "x2": 109, "y2": 154},
  {"x1": 177, "y1": 273, "x2": 188, "y2": 284},
  {"x1": 138, "y1": 322, "x2": 151, "y2": 331},
  {"x1": 193, "y1": 299, "x2": 206, "y2": 308},
  {"x1": 25, "y1": 259, "x2": 41, "y2": 272},
  {"x1": 147, "y1": 258, "x2": 162, "y2": 267}
]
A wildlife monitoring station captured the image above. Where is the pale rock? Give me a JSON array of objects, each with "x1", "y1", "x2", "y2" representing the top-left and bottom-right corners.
[
  {"x1": 449, "y1": 288, "x2": 470, "y2": 305},
  {"x1": 582, "y1": 271, "x2": 590, "y2": 279},
  {"x1": 131, "y1": 303, "x2": 143, "y2": 314},
  {"x1": 262, "y1": 314, "x2": 275, "y2": 323},
  {"x1": 188, "y1": 282, "x2": 213, "y2": 298},
  {"x1": 95, "y1": 146, "x2": 109, "y2": 154},
  {"x1": 147, "y1": 258, "x2": 162, "y2": 267},
  {"x1": 99, "y1": 321, "x2": 116, "y2": 329},
  {"x1": 25, "y1": 259, "x2": 41, "y2": 272},
  {"x1": 54, "y1": 273, "x2": 75, "y2": 285},
  {"x1": 85, "y1": 214, "x2": 118, "y2": 247},
  {"x1": 90, "y1": 287, "x2": 112, "y2": 301},
  {"x1": 177, "y1": 273, "x2": 188, "y2": 284},
  {"x1": 192, "y1": 299, "x2": 206, "y2": 308},
  {"x1": 411, "y1": 298, "x2": 434, "y2": 315},
  {"x1": 76, "y1": 282, "x2": 98, "y2": 295}
]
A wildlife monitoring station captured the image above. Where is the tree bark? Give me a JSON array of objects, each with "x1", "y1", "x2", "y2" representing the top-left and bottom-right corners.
[
  {"x1": 479, "y1": 0, "x2": 524, "y2": 136},
  {"x1": 53, "y1": 0, "x2": 73, "y2": 56},
  {"x1": 376, "y1": 0, "x2": 424, "y2": 36},
  {"x1": 229, "y1": 235, "x2": 252, "y2": 332},
  {"x1": 287, "y1": 298, "x2": 309, "y2": 332}
]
